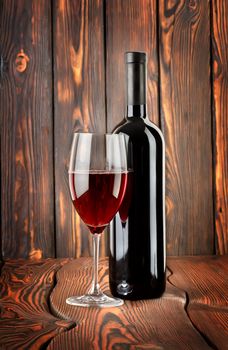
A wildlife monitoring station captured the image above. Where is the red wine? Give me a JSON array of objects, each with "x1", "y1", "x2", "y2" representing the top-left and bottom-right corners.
[
  {"x1": 69, "y1": 171, "x2": 128, "y2": 234},
  {"x1": 109, "y1": 52, "x2": 166, "y2": 300}
]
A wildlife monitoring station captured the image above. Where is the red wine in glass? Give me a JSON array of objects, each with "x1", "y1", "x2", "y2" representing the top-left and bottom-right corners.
[
  {"x1": 69, "y1": 171, "x2": 128, "y2": 234},
  {"x1": 66, "y1": 133, "x2": 130, "y2": 308}
]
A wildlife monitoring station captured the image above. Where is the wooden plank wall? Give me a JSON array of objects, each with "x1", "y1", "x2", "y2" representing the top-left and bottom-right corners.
[
  {"x1": 53, "y1": 0, "x2": 106, "y2": 258},
  {"x1": 159, "y1": 1, "x2": 214, "y2": 255},
  {"x1": 0, "y1": 0, "x2": 227, "y2": 258},
  {"x1": 106, "y1": 0, "x2": 159, "y2": 130},
  {"x1": 0, "y1": 0, "x2": 54, "y2": 259},
  {"x1": 212, "y1": 0, "x2": 228, "y2": 254}
]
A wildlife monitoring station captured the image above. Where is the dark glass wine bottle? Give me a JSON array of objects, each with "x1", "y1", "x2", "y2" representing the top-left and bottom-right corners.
[{"x1": 109, "y1": 52, "x2": 166, "y2": 300}]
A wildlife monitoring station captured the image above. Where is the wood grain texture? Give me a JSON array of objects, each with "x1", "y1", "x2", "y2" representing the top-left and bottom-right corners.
[
  {"x1": 169, "y1": 256, "x2": 228, "y2": 349},
  {"x1": 159, "y1": 0, "x2": 214, "y2": 255},
  {"x1": 0, "y1": 0, "x2": 54, "y2": 258},
  {"x1": 48, "y1": 258, "x2": 212, "y2": 350},
  {"x1": 53, "y1": 0, "x2": 106, "y2": 258},
  {"x1": 106, "y1": 0, "x2": 159, "y2": 132},
  {"x1": 0, "y1": 259, "x2": 75, "y2": 349},
  {"x1": 212, "y1": 0, "x2": 228, "y2": 254}
]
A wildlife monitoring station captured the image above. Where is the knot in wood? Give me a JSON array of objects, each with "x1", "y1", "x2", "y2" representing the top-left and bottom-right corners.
[
  {"x1": 188, "y1": 0, "x2": 197, "y2": 10},
  {"x1": 15, "y1": 50, "x2": 29, "y2": 73}
]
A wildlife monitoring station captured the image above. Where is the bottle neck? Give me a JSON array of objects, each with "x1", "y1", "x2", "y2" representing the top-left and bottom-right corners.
[
  {"x1": 127, "y1": 104, "x2": 147, "y2": 118},
  {"x1": 126, "y1": 61, "x2": 147, "y2": 118}
]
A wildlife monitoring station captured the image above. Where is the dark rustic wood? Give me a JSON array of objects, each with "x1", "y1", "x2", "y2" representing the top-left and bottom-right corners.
[
  {"x1": 106, "y1": 0, "x2": 159, "y2": 132},
  {"x1": 168, "y1": 256, "x2": 228, "y2": 349},
  {"x1": 0, "y1": 257, "x2": 226, "y2": 349},
  {"x1": 159, "y1": 1, "x2": 214, "y2": 255},
  {"x1": 0, "y1": 0, "x2": 227, "y2": 259},
  {"x1": 0, "y1": 0, "x2": 54, "y2": 258},
  {"x1": 48, "y1": 258, "x2": 212, "y2": 349},
  {"x1": 0, "y1": 259, "x2": 75, "y2": 349},
  {"x1": 212, "y1": 0, "x2": 228, "y2": 254},
  {"x1": 53, "y1": 0, "x2": 106, "y2": 258}
]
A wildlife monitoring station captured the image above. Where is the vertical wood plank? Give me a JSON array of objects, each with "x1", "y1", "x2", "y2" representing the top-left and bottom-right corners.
[
  {"x1": 0, "y1": 0, "x2": 54, "y2": 258},
  {"x1": 159, "y1": 1, "x2": 214, "y2": 254},
  {"x1": 212, "y1": 0, "x2": 228, "y2": 254},
  {"x1": 106, "y1": 0, "x2": 159, "y2": 132},
  {"x1": 53, "y1": 0, "x2": 106, "y2": 257}
]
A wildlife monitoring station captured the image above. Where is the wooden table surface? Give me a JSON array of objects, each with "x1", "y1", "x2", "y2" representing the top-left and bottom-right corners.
[{"x1": 0, "y1": 256, "x2": 227, "y2": 349}]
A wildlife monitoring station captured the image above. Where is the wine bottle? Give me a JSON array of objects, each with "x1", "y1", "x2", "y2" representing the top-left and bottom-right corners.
[{"x1": 109, "y1": 52, "x2": 166, "y2": 300}]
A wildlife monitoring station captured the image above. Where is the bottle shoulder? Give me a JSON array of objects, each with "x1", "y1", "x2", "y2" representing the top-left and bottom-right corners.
[
  {"x1": 114, "y1": 117, "x2": 165, "y2": 146},
  {"x1": 144, "y1": 118, "x2": 165, "y2": 145}
]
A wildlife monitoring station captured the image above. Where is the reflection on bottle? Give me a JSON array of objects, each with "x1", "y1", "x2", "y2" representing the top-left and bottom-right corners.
[
  {"x1": 110, "y1": 172, "x2": 134, "y2": 296},
  {"x1": 119, "y1": 171, "x2": 133, "y2": 223}
]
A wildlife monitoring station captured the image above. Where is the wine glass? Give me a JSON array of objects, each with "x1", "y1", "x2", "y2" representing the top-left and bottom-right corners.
[{"x1": 67, "y1": 133, "x2": 129, "y2": 307}]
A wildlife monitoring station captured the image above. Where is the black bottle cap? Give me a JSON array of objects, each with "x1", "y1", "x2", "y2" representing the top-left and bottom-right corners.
[
  {"x1": 125, "y1": 52, "x2": 147, "y2": 64},
  {"x1": 125, "y1": 52, "x2": 147, "y2": 108}
]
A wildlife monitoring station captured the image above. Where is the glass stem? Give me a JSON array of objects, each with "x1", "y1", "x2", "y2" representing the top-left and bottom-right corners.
[{"x1": 90, "y1": 233, "x2": 101, "y2": 296}]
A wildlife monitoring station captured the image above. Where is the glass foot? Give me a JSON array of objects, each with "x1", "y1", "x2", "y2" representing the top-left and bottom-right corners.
[{"x1": 66, "y1": 292, "x2": 124, "y2": 308}]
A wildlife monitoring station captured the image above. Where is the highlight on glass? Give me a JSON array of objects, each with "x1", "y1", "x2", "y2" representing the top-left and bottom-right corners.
[{"x1": 67, "y1": 133, "x2": 130, "y2": 308}]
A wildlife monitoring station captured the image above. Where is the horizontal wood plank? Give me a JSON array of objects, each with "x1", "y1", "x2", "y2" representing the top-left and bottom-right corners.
[
  {"x1": 48, "y1": 258, "x2": 211, "y2": 349},
  {"x1": 0, "y1": 257, "x2": 226, "y2": 349},
  {"x1": 0, "y1": 259, "x2": 75, "y2": 349},
  {"x1": 168, "y1": 256, "x2": 228, "y2": 349}
]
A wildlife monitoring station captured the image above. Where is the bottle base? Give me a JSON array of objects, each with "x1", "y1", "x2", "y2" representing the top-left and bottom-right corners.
[{"x1": 109, "y1": 279, "x2": 166, "y2": 301}]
